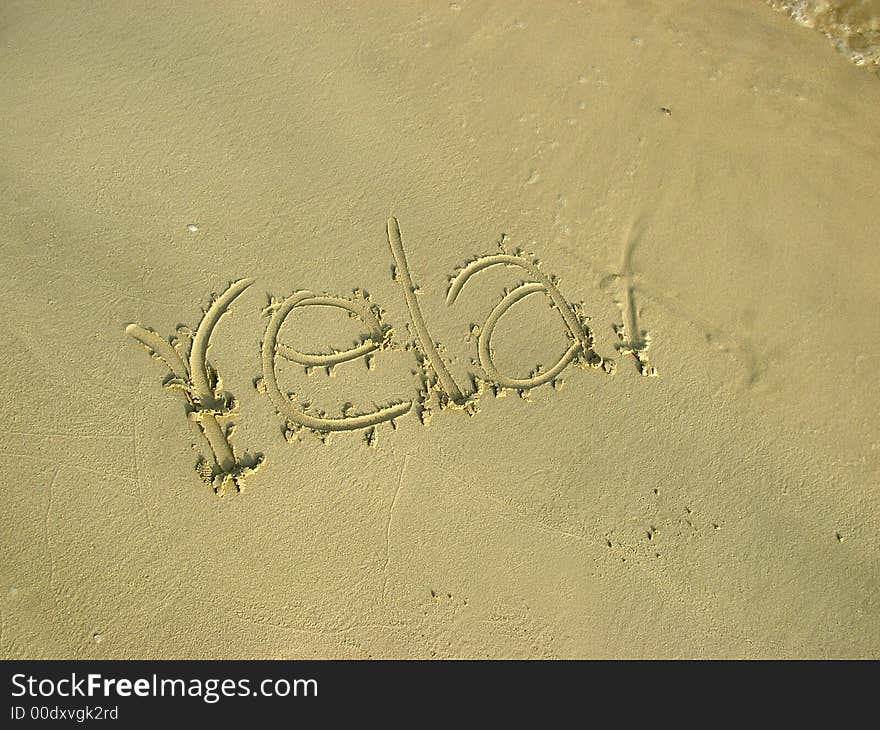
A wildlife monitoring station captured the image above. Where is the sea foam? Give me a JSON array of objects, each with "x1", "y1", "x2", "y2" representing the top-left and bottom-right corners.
[{"x1": 767, "y1": 0, "x2": 880, "y2": 72}]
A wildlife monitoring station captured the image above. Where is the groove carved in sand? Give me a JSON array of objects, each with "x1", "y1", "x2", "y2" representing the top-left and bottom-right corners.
[
  {"x1": 126, "y1": 217, "x2": 652, "y2": 490},
  {"x1": 126, "y1": 278, "x2": 263, "y2": 494},
  {"x1": 447, "y1": 247, "x2": 612, "y2": 392},
  {"x1": 603, "y1": 218, "x2": 657, "y2": 377},
  {"x1": 387, "y1": 217, "x2": 467, "y2": 407},
  {"x1": 260, "y1": 289, "x2": 413, "y2": 439}
]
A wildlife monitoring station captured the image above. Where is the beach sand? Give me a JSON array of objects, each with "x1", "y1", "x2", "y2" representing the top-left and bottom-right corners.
[{"x1": 1, "y1": 0, "x2": 878, "y2": 659}]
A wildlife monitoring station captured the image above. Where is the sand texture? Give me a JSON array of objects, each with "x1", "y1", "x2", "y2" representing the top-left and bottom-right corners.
[{"x1": 1, "y1": 1, "x2": 878, "y2": 659}]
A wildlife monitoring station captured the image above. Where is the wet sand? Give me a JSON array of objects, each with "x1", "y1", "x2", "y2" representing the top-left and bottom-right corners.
[{"x1": 1, "y1": 1, "x2": 878, "y2": 658}]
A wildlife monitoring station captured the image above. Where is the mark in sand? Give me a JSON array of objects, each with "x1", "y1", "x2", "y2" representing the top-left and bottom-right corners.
[
  {"x1": 260, "y1": 288, "x2": 413, "y2": 442},
  {"x1": 126, "y1": 278, "x2": 263, "y2": 494},
  {"x1": 602, "y1": 217, "x2": 657, "y2": 376},
  {"x1": 127, "y1": 214, "x2": 651, "y2": 493},
  {"x1": 387, "y1": 217, "x2": 468, "y2": 407},
  {"x1": 381, "y1": 454, "x2": 409, "y2": 604},
  {"x1": 447, "y1": 237, "x2": 611, "y2": 391}
]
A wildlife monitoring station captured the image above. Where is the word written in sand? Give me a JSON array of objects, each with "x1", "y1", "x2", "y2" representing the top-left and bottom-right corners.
[{"x1": 127, "y1": 217, "x2": 655, "y2": 495}]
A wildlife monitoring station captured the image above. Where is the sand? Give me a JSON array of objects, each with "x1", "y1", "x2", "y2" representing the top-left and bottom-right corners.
[{"x1": 1, "y1": 1, "x2": 878, "y2": 659}]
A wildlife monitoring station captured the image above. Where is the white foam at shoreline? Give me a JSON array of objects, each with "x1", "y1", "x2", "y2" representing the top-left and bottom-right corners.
[{"x1": 767, "y1": 0, "x2": 880, "y2": 72}]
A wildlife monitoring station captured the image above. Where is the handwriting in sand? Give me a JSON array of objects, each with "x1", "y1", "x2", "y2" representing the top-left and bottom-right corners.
[{"x1": 127, "y1": 217, "x2": 654, "y2": 494}]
